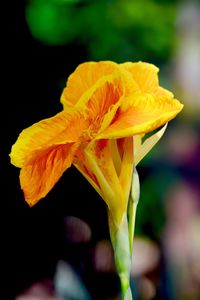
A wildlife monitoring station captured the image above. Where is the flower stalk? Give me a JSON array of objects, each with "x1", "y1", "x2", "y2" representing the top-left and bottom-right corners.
[
  {"x1": 108, "y1": 167, "x2": 140, "y2": 299},
  {"x1": 109, "y1": 213, "x2": 132, "y2": 299}
]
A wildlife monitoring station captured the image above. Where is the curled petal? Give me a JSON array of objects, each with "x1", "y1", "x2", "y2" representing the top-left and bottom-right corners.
[
  {"x1": 70, "y1": 72, "x2": 125, "y2": 136},
  {"x1": 61, "y1": 61, "x2": 119, "y2": 107},
  {"x1": 78, "y1": 72, "x2": 124, "y2": 115},
  {"x1": 97, "y1": 93, "x2": 183, "y2": 139}
]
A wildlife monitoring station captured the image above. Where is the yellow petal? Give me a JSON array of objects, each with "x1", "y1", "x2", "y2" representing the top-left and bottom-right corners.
[
  {"x1": 81, "y1": 73, "x2": 123, "y2": 113},
  {"x1": 120, "y1": 61, "x2": 174, "y2": 98},
  {"x1": 134, "y1": 123, "x2": 168, "y2": 165},
  {"x1": 93, "y1": 137, "x2": 133, "y2": 226},
  {"x1": 61, "y1": 61, "x2": 119, "y2": 108},
  {"x1": 110, "y1": 139, "x2": 122, "y2": 176},
  {"x1": 120, "y1": 61, "x2": 159, "y2": 94},
  {"x1": 119, "y1": 137, "x2": 134, "y2": 204},
  {"x1": 85, "y1": 139, "x2": 126, "y2": 225},
  {"x1": 20, "y1": 142, "x2": 80, "y2": 206},
  {"x1": 10, "y1": 110, "x2": 87, "y2": 168},
  {"x1": 73, "y1": 148, "x2": 103, "y2": 199},
  {"x1": 97, "y1": 93, "x2": 183, "y2": 139}
]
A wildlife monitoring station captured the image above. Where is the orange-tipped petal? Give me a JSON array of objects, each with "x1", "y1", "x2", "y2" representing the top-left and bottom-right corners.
[
  {"x1": 61, "y1": 61, "x2": 119, "y2": 107},
  {"x1": 97, "y1": 93, "x2": 183, "y2": 139},
  {"x1": 10, "y1": 110, "x2": 87, "y2": 168},
  {"x1": 20, "y1": 142, "x2": 80, "y2": 206}
]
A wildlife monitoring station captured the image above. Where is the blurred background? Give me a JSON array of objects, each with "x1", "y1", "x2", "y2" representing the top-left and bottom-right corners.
[{"x1": 2, "y1": 0, "x2": 200, "y2": 299}]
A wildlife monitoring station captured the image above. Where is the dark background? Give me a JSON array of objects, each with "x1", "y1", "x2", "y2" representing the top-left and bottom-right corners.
[
  {"x1": 2, "y1": 1, "x2": 200, "y2": 299},
  {"x1": 3, "y1": 2, "x2": 112, "y2": 299}
]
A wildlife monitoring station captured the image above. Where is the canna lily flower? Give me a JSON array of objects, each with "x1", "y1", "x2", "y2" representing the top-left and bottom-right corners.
[
  {"x1": 10, "y1": 61, "x2": 183, "y2": 299},
  {"x1": 10, "y1": 61, "x2": 182, "y2": 222}
]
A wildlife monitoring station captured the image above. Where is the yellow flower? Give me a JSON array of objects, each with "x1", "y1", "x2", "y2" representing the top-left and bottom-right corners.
[{"x1": 10, "y1": 61, "x2": 183, "y2": 225}]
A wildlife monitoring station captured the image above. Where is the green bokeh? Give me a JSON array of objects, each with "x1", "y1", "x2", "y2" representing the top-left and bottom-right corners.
[
  {"x1": 26, "y1": 0, "x2": 80, "y2": 45},
  {"x1": 135, "y1": 167, "x2": 181, "y2": 240},
  {"x1": 25, "y1": 0, "x2": 177, "y2": 63}
]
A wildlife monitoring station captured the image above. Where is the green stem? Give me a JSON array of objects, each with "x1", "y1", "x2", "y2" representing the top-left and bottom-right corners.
[
  {"x1": 107, "y1": 167, "x2": 140, "y2": 300},
  {"x1": 108, "y1": 213, "x2": 133, "y2": 300},
  {"x1": 120, "y1": 278, "x2": 133, "y2": 300}
]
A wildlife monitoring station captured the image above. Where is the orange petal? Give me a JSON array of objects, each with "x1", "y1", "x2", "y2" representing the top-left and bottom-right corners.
[
  {"x1": 80, "y1": 73, "x2": 124, "y2": 136},
  {"x1": 10, "y1": 110, "x2": 87, "y2": 168},
  {"x1": 61, "y1": 61, "x2": 119, "y2": 107},
  {"x1": 20, "y1": 142, "x2": 80, "y2": 206},
  {"x1": 97, "y1": 93, "x2": 183, "y2": 139}
]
